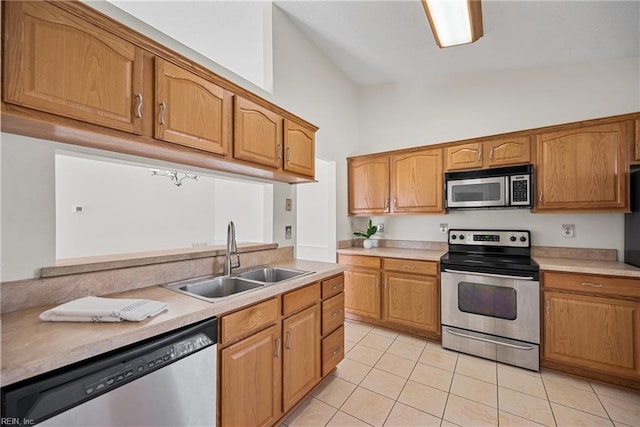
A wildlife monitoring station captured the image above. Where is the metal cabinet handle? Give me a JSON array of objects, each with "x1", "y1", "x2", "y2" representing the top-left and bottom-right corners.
[
  {"x1": 376, "y1": 277, "x2": 379, "y2": 288},
  {"x1": 581, "y1": 282, "x2": 604, "y2": 288},
  {"x1": 392, "y1": 198, "x2": 397, "y2": 210},
  {"x1": 539, "y1": 191, "x2": 543, "y2": 203},
  {"x1": 489, "y1": 147, "x2": 494, "y2": 160},
  {"x1": 277, "y1": 144, "x2": 282, "y2": 160},
  {"x1": 402, "y1": 265, "x2": 415, "y2": 270},
  {"x1": 275, "y1": 337, "x2": 281, "y2": 358},
  {"x1": 135, "y1": 93, "x2": 143, "y2": 118},
  {"x1": 545, "y1": 299, "x2": 550, "y2": 314},
  {"x1": 159, "y1": 102, "x2": 166, "y2": 125},
  {"x1": 385, "y1": 198, "x2": 389, "y2": 210},
  {"x1": 477, "y1": 150, "x2": 482, "y2": 161},
  {"x1": 285, "y1": 331, "x2": 292, "y2": 349},
  {"x1": 286, "y1": 146, "x2": 291, "y2": 161},
  {"x1": 332, "y1": 346, "x2": 341, "y2": 356},
  {"x1": 331, "y1": 309, "x2": 342, "y2": 317}
]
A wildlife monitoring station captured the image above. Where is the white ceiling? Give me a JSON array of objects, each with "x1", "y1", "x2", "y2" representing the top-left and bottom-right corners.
[{"x1": 274, "y1": 0, "x2": 640, "y2": 86}]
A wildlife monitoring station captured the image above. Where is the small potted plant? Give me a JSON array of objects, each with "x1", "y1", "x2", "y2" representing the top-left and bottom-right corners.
[{"x1": 353, "y1": 219, "x2": 378, "y2": 249}]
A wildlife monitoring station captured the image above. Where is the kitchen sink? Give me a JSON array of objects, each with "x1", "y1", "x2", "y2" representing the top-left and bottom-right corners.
[
  {"x1": 163, "y1": 266, "x2": 313, "y2": 302},
  {"x1": 237, "y1": 267, "x2": 311, "y2": 283}
]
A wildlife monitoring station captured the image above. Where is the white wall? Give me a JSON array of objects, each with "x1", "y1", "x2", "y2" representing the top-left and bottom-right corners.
[
  {"x1": 1, "y1": 135, "x2": 56, "y2": 281},
  {"x1": 107, "y1": 0, "x2": 273, "y2": 92},
  {"x1": 357, "y1": 58, "x2": 640, "y2": 258},
  {"x1": 56, "y1": 155, "x2": 271, "y2": 259}
]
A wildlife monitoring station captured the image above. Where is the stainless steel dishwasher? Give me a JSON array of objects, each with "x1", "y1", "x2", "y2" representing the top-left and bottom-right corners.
[{"x1": 1, "y1": 318, "x2": 217, "y2": 426}]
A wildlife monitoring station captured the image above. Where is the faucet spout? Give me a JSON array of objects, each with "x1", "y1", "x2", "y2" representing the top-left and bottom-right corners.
[{"x1": 224, "y1": 221, "x2": 241, "y2": 275}]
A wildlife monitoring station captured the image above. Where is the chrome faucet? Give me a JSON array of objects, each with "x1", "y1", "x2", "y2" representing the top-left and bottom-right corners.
[{"x1": 224, "y1": 221, "x2": 241, "y2": 275}]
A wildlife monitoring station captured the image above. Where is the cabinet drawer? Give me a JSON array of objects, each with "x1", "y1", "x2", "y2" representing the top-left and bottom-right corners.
[
  {"x1": 322, "y1": 326, "x2": 344, "y2": 376},
  {"x1": 543, "y1": 272, "x2": 640, "y2": 299},
  {"x1": 338, "y1": 254, "x2": 381, "y2": 269},
  {"x1": 322, "y1": 293, "x2": 345, "y2": 335},
  {"x1": 322, "y1": 274, "x2": 345, "y2": 299},
  {"x1": 221, "y1": 298, "x2": 280, "y2": 345},
  {"x1": 383, "y1": 258, "x2": 438, "y2": 276},
  {"x1": 283, "y1": 283, "x2": 320, "y2": 317}
]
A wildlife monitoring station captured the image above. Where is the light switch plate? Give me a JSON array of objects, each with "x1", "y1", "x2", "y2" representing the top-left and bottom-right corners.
[
  {"x1": 285, "y1": 198, "x2": 292, "y2": 212},
  {"x1": 285, "y1": 226, "x2": 292, "y2": 239}
]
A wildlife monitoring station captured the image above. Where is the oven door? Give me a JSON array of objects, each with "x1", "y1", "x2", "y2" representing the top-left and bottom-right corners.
[
  {"x1": 441, "y1": 269, "x2": 539, "y2": 344},
  {"x1": 446, "y1": 177, "x2": 508, "y2": 208}
]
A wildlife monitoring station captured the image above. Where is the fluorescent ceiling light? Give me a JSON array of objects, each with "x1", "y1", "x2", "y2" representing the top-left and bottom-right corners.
[{"x1": 422, "y1": 0, "x2": 483, "y2": 48}]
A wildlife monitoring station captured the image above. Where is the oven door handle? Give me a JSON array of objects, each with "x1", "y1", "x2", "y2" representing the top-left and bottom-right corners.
[
  {"x1": 444, "y1": 327, "x2": 536, "y2": 351},
  {"x1": 443, "y1": 269, "x2": 534, "y2": 281}
]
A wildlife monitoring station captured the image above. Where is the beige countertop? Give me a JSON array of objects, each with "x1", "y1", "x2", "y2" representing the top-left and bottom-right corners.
[
  {"x1": 533, "y1": 257, "x2": 640, "y2": 278},
  {"x1": 1, "y1": 259, "x2": 345, "y2": 387},
  {"x1": 336, "y1": 247, "x2": 447, "y2": 261},
  {"x1": 337, "y1": 246, "x2": 640, "y2": 278}
]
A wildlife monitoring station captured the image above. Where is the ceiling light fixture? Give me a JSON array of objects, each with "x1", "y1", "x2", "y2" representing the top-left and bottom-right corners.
[
  {"x1": 150, "y1": 169, "x2": 199, "y2": 187},
  {"x1": 421, "y1": 0, "x2": 483, "y2": 48}
]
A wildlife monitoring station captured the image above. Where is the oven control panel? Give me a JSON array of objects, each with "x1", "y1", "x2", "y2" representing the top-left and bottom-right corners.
[{"x1": 448, "y1": 230, "x2": 530, "y2": 247}]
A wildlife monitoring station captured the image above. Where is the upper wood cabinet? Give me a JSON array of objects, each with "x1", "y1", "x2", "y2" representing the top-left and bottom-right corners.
[
  {"x1": 3, "y1": 1, "x2": 144, "y2": 134},
  {"x1": 535, "y1": 122, "x2": 629, "y2": 211},
  {"x1": 284, "y1": 120, "x2": 315, "y2": 177},
  {"x1": 348, "y1": 156, "x2": 390, "y2": 215},
  {"x1": 155, "y1": 58, "x2": 232, "y2": 155},
  {"x1": 445, "y1": 136, "x2": 531, "y2": 171},
  {"x1": 234, "y1": 96, "x2": 283, "y2": 169},
  {"x1": 391, "y1": 148, "x2": 443, "y2": 213}
]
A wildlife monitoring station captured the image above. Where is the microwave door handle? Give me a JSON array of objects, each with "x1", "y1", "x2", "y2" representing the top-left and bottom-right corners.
[{"x1": 443, "y1": 269, "x2": 535, "y2": 281}]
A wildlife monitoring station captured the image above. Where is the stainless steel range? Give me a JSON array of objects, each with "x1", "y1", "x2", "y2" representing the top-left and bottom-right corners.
[{"x1": 440, "y1": 229, "x2": 540, "y2": 371}]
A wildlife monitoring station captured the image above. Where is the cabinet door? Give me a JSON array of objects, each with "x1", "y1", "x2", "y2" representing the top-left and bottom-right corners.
[
  {"x1": 234, "y1": 96, "x2": 283, "y2": 168},
  {"x1": 344, "y1": 268, "x2": 381, "y2": 319},
  {"x1": 282, "y1": 305, "x2": 321, "y2": 412},
  {"x1": 155, "y1": 58, "x2": 231, "y2": 155},
  {"x1": 4, "y1": 1, "x2": 143, "y2": 134},
  {"x1": 484, "y1": 136, "x2": 531, "y2": 168},
  {"x1": 284, "y1": 120, "x2": 315, "y2": 177},
  {"x1": 634, "y1": 119, "x2": 640, "y2": 163},
  {"x1": 221, "y1": 325, "x2": 282, "y2": 427},
  {"x1": 348, "y1": 157, "x2": 390, "y2": 215},
  {"x1": 445, "y1": 142, "x2": 483, "y2": 171},
  {"x1": 384, "y1": 272, "x2": 438, "y2": 333},
  {"x1": 391, "y1": 149, "x2": 443, "y2": 213},
  {"x1": 543, "y1": 292, "x2": 640, "y2": 378},
  {"x1": 535, "y1": 122, "x2": 628, "y2": 211}
]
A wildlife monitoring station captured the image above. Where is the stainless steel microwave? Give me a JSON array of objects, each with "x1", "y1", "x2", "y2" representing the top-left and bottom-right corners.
[{"x1": 445, "y1": 165, "x2": 533, "y2": 210}]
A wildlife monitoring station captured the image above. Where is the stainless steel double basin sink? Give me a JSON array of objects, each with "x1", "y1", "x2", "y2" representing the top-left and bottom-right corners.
[{"x1": 163, "y1": 267, "x2": 313, "y2": 302}]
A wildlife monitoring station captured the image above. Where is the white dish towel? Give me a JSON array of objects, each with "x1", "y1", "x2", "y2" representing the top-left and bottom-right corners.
[{"x1": 39, "y1": 296, "x2": 168, "y2": 323}]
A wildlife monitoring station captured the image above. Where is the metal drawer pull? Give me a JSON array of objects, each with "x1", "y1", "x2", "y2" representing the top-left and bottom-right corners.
[
  {"x1": 135, "y1": 93, "x2": 143, "y2": 118},
  {"x1": 402, "y1": 265, "x2": 416, "y2": 269},
  {"x1": 159, "y1": 102, "x2": 166, "y2": 125},
  {"x1": 489, "y1": 147, "x2": 494, "y2": 159},
  {"x1": 332, "y1": 283, "x2": 343, "y2": 290},
  {"x1": 275, "y1": 337, "x2": 281, "y2": 358},
  {"x1": 331, "y1": 310, "x2": 342, "y2": 317},
  {"x1": 444, "y1": 328, "x2": 536, "y2": 351},
  {"x1": 444, "y1": 269, "x2": 534, "y2": 281},
  {"x1": 285, "y1": 331, "x2": 292, "y2": 349},
  {"x1": 332, "y1": 346, "x2": 341, "y2": 356},
  {"x1": 581, "y1": 282, "x2": 603, "y2": 288},
  {"x1": 477, "y1": 150, "x2": 482, "y2": 161}
]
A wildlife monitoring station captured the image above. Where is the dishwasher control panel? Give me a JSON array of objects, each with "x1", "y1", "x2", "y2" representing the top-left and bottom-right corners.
[{"x1": 84, "y1": 333, "x2": 213, "y2": 397}]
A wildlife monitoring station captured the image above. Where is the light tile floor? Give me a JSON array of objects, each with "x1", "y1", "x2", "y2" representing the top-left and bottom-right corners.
[{"x1": 283, "y1": 321, "x2": 640, "y2": 427}]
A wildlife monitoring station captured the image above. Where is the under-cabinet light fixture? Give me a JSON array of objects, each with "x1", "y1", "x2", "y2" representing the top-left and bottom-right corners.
[
  {"x1": 150, "y1": 169, "x2": 198, "y2": 187},
  {"x1": 421, "y1": 0, "x2": 483, "y2": 48}
]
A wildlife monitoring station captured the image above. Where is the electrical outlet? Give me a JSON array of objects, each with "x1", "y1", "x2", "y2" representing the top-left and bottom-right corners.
[
  {"x1": 285, "y1": 226, "x2": 292, "y2": 239},
  {"x1": 285, "y1": 198, "x2": 292, "y2": 212},
  {"x1": 562, "y1": 224, "x2": 575, "y2": 238},
  {"x1": 376, "y1": 223, "x2": 384, "y2": 233},
  {"x1": 439, "y1": 223, "x2": 448, "y2": 234},
  {"x1": 72, "y1": 205, "x2": 84, "y2": 213}
]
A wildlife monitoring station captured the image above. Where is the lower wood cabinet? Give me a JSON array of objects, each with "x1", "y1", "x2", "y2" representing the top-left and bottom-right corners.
[
  {"x1": 221, "y1": 324, "x2": 282, "y2": 427},
  {"x1": 339, "y1": 254, "x2": 440, "y2": 337},
  {"x1": 219, "y1": 274, "x2": 344, "y2": 426},
  {"x1": 542, "y1": 272, "x2": 640, "y2": 385},
  {"x1": 282, "y1": 304, "x2": 321, "y2": 412}
]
